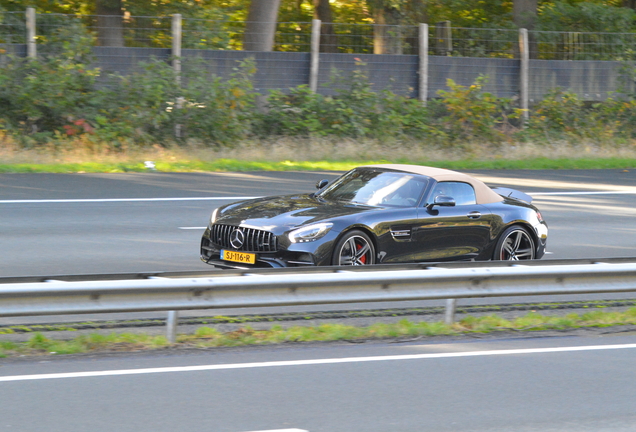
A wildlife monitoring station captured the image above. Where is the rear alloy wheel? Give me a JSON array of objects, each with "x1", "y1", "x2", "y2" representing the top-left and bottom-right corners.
[
  {"x1": 494, "y1": 225, "x2": 535, "y2": 261},
  {"x1": 332, "y1": 230, "x2": 375, "y2": 266}
]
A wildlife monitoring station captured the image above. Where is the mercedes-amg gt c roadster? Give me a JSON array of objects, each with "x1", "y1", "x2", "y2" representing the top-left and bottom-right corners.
[{"x1": 201, "y1": 164, "x2": 548, "y2": 269}]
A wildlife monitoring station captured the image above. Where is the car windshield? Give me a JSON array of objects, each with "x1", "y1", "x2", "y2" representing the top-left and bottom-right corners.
[{"x1": 318, "y1": 169, "x2": 428, "y2": 207}]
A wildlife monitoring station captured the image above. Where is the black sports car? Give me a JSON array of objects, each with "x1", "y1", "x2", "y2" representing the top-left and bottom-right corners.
[{"x1": 200, "y1": 164, "x2": 548, "y2": 269}]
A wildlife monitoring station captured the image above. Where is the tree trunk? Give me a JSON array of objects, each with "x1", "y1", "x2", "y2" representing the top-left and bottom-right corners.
[
  {"x1": 96, "y1": 0, "x2": 124, "y2": 47},
  {"x1": 623, "y1": 0, "x2": 636, "y2": 10},
  {"x1": 373, "y1": 5, "x2": 402, "y2": 55},
  {"x1": 244, "y1": 0, "x2": 282, "y2": 52},
  {"x1": 513, "y1": 0, "x2": 538, "y2": 59},
  {"x1": 313, "y1": 0, "x2": 338, "y2": 53},
  {"x1": 404, "y1": 0, "x2": 428, "y2": 55}
]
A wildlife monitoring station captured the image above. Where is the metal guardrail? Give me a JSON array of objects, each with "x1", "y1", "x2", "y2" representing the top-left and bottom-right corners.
[{"x1": 2, "y1": 258, "x2": 636, "y2": 342}]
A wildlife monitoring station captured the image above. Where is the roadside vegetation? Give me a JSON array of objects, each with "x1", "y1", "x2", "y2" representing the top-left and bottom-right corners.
[
  {"x1": 3, "y1": 22, "x2": 636, "y2": 172},
  {"x1": 2, "y1": 308, "x2": 636, "y2": 358}
]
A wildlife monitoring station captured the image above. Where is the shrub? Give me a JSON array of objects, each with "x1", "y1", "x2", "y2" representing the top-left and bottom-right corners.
[
  {"x1": 0, "y1": 21, "x2": 100, "y2": 144},
  {"x1": 435, "y1": 75, "x2": 518, "y2": 142},
  {"x1": 260, "y1": 60, "x2": 432, "y2": 139}
]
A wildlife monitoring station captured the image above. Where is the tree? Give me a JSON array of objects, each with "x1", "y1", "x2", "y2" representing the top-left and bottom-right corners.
[
  {"x1": 314, "y1": 0, "x2": 338, "y2": 53},
  {"x1": 513, "y1": 0, "x2": 538, "y2": 58},
  {"x1": 244, "y1": 0, "x2": 282, "y2": 51},
  {"x1": 369, "y1": 0, "x2": 404, "y2": 54},
  {"x1": 513, "y1": 0, "x2": 537, "y2": 29},
  {"x1": 96, "y1": 0, "x2": 124, "y2": 47}
]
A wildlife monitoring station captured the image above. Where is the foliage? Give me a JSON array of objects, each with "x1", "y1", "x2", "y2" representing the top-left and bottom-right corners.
[
  {"x1": 0, "y1": 21, "x2": 100, "y2": 144},
  {"x1": 521, "y1": 87, "x2": 636, "y2": 142},
  {"x1": 260, "y1": 60, "x2": 433, "y2": 139},
  {"x1": 0, "y1": 20, "x2": 258, "y2": 146},
  {"x1": 91, "y1": 57, "x2": 256, "y2": 145},
  {"x1": 5, "y1": 23, "x2": 636, "y2": 151},
  {"x1": 435, "y1": 76, "x2": 519, "y2": 142},
  {"x1": 524, "y1": 88, "x2": 588, "y2": 137},
  {"x1": 177, "y1": 58, "x2": 256, "y2": 144},
  {"x1": 537, "y1": 1, "x2": 636, "y2": 33}
]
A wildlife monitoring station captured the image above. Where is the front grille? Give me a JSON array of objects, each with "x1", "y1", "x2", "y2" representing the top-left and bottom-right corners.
[{"x1": 210, "y1": 224, "x2": 278, "y2": 253}]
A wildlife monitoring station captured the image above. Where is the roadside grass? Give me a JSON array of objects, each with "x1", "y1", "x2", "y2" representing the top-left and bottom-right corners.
[
  {"x1": 3, "y1": 158, "x2": 636, "y2": 173},
  {"x1": 2, "y1": 138, "x2": 636, "y2": 173},
  {"x1": 2, "y1": 309, "x2": 636, "y2": 358}
]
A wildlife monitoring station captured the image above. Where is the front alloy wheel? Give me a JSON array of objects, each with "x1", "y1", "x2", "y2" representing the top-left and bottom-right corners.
[
  {"x1": 494, "y1": 226, "x2": 535, "y2": 260},
  {"x1": 332, "y1": 230, "x2": 375, "y2": 266}
]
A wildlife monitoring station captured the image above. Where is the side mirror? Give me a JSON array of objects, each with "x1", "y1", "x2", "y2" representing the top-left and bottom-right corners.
[
  {"x1": 316, "y1": 179, "x2": 329, "y2": 190},
  {"x1": 427, "y1": 195, "x2": 456, "y2": 210}
]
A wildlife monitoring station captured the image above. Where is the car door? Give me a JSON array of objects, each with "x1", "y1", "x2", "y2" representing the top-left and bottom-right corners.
[{"x1": 411, "y1": 181, "x2": 495, "y2": 261}]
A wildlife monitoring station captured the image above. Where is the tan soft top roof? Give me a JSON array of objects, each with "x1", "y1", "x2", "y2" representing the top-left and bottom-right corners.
[{"x1": 361, "y1": 164, "x2": 504, "y2": 205}]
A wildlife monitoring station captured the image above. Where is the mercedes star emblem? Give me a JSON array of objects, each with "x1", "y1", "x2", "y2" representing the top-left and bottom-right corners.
[{"x1": 229, "y1": 228, "x2": 245, "y2": 249}]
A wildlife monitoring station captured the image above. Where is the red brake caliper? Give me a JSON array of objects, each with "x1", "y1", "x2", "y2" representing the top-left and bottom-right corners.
[{"x1": 357, "y1": 243, "x2": 366, "y2": 264}]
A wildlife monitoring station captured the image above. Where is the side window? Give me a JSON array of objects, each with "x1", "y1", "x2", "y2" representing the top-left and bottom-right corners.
[{"x1": 432, "y1": 182, "x2": 476, "y2": 206}]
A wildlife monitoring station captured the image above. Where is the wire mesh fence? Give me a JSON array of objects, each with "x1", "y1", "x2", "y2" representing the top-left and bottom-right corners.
[
  {"x1": 5, "y1": 10, "x2": 636, "y2": 100},
  {"x1": 431, "y1": 26, "x2": 519, "y2": 59},
  {"x1": 531, "y1": 30, "x2": 636, "y2": 61},
  {"x1": 34, "y1": 13, "x2": 173, "y2": 48},
  {"x1": 324, "y1": 23, "x2": 419, "y2": 55},
  {"x1": 5, "y1": 12, "x2": 636, "y2": 61},
  {"x1": 0, "y1": 11, "x2": 25, "y2": 44}
]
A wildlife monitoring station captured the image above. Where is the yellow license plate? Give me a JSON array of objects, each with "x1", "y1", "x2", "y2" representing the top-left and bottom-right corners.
[{"x1": 221, "y1": 250, "x2": 256, "y2": 264}]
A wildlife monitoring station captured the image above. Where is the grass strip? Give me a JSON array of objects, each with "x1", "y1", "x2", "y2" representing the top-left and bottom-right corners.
[
  {"x1": 2, "y1": 308, "x2": 636, "y2": 358},
  {"x1": 2, "y1": 299, "x2": 634, "y2": 335},
  {"x1": 1, "y1": 157, "x2": 636, "y2": 174}
]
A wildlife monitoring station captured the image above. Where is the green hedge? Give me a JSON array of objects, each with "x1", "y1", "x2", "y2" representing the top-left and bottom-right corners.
[{"x1": 2, "y1": 23, "x2": 636, "y2": 150}]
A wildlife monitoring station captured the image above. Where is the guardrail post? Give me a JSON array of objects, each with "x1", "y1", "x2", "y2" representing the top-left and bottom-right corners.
[
  {"x1": 445, "y1": 299, "x2": 457, "y2": 325},
  {"x1": 26, "y1": 7, "x2": 36, "y2": 59},
  {"x1": 519, "y1": 28, "x2": 529, "y2": 126},
  {"x1": 309, "y1": 19, "x2": 321, "y2": 92},
  {"x1": 166, "y1": 310, "x2": 179, "y2": 343},
  {"x1": 418, "y1": 23, "x2": 428, "y2": 105}
]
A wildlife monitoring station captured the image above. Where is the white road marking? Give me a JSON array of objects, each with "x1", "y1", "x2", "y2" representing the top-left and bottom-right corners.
[
  {"x1": 530, "y1": 191, "x2": 636, "y2": 196},
  {"x1": 178, "y1": 227, "x2": 207, "y2": 230},
  {"x1": 0, "y1": 197, "x2": 259, "y2": 204},
  {"x1": 1, "y1": 343, "x2": 635, "y2": 383},
  {"x1": 242, "y1": 429, "x2": 308, "y2": 432},
  {"x1": 1, "y1": 191, "x2": 635, "y2": 205}
]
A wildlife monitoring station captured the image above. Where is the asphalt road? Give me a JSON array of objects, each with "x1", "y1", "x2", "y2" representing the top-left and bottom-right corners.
[
  {"x1": 2, "y1": 169, "x2": 636, "y2": 278},
  {"x1": 1, "y1": 333, "x2": 636, "y2": 432},
  {"x1": 2, "y1": 169, "x2": 636, "y2": 325},
  {"x1": 2, "y1": 170, "x2": 636, "y2": 431}
]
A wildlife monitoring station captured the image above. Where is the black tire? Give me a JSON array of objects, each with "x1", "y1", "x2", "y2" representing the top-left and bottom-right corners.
[
  {"x1": 332, "y1": 230, "x2": 375, "y2": 266},
  {"x1": 493, "y1": 225, "x2": 535, "y2": 261}
]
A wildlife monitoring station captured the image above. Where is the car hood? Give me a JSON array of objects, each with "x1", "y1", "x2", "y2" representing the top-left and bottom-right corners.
[{"x1": 216, "y1": 194, "x2": 377, "y2": 233}]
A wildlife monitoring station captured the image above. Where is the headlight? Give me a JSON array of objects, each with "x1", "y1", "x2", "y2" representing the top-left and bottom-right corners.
[
  {"x1": 209, "y1": 208, "x2": 219, "y2": 225},
  {"x1": 289, "y1": 222, "x2": 333, "y2": 243}
]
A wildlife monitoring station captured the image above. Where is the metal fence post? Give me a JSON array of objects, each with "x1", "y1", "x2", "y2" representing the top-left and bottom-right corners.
[
  {"x1": 519, "y1": 28, "x2": 529, "y2": 126},
  {"x1": 172, "y1": 14, "x2": 183, "y2": 138},
  {"x1": 26, "y1": 7, "x2": 36, "y2": 59},
  {"x1": 445, "y1": 298, "x2": 457, "y2": 325},
  {"x1": 166, "y1": 310, "x2": 179, "y2": 344},
  {"x1": 309, "y1": 19, "x2": 321, "y2": 92},
  {"x1": 418, "y1": 23, "x2": 428, "y2": 105}
]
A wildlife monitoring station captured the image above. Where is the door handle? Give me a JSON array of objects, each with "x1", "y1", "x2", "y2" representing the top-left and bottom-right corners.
[{"x1": 467, "y1": 211, "x2": 481, "y2": 219}]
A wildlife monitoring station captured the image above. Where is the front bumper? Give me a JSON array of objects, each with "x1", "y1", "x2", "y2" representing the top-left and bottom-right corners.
[{"x1": 200, "y1": 227, "x2": 335, "y2": 269}]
